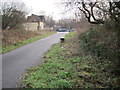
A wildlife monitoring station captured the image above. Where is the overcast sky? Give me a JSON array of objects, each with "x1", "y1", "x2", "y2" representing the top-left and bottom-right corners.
[
  {"x1": 1, "y1": 0, "x2": 119, "y2": 20},
  {"x1": 0, "y1": 0, "x2": 68, "y2": 20},
  {"x1": 22, "y1": 0, "x2": 66, "y2": 20}
]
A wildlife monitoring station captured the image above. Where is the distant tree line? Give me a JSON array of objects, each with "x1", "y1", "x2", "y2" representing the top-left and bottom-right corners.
[{"x1": 56, "y1": 18, "x2": 77, "y2": 29}]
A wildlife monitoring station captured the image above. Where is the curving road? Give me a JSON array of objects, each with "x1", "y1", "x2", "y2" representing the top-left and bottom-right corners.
[{"x1": 2, "y1": 32, "x2": 68, "y2": 88}]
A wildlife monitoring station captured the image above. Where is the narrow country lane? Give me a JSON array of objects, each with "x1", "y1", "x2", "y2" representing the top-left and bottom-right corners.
[{"x1": 2, "y1": 32, "x2": 68, "y2": 88}]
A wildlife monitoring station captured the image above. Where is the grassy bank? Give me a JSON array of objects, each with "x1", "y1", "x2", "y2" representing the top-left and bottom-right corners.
[
  {"x1": 21, "y1": 32, "x2": 119, "y2": 88},
  {"x1": 2, "y1": 30, "x2": 55, "y2": 53}
]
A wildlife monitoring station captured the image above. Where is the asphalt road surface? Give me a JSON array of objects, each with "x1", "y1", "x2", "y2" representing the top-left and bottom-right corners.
[{"x1": 2, "y1": 32, "x2": 68, "y2": 88}]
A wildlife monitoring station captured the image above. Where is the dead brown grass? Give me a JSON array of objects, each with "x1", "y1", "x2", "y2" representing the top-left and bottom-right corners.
[{"x1": 2, "y1": 29, "x2": 52, "y2": 47}]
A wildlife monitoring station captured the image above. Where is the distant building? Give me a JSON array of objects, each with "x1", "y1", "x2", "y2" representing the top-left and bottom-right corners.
[{"x1": 24, "y1": 14, "x2": 45, "y2": 31}]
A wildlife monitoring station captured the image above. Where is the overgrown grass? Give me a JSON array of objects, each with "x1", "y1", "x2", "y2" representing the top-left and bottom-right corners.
[
  {"x1": 21, "y1": 32, "x2": 119, "y2": 88},
  {"x1": 1, "y1": 30, "x2": 55, "y2": 53}
]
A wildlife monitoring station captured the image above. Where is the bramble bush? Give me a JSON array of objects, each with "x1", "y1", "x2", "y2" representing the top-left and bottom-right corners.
[{"x1": 79, "y1": 21, "x2": 119, "y2": 75}]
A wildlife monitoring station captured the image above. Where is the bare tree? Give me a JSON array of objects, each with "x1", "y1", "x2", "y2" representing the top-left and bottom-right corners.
[
  {"x1": 1, "y1": 1, "x2": 28, "y2": 30},
  {"x1": 45, "y1": 16, "x2": 56, "y2": 27},
  {"x1": 108, "y1": 0, "x2": 120, "y2": 23},
  {"x1": 61, "y1": 0, "x2": 120, "y2": 24}
]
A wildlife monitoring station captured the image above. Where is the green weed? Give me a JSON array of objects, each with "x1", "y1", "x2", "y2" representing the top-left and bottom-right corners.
[{"x1": 21, "y1": 32, "x2": 119, "y2": 88}]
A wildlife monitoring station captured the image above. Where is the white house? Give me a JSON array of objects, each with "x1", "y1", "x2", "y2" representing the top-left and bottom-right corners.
[{"x1": 24, "y1": 14, "x2": 45, "y2": 31}]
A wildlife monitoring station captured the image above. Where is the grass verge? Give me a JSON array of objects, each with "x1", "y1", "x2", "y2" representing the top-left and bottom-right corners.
[
  {"x1": 21, "y1": 32, "x2": 119, "y2": 88},
  {"x1": 2, "y1": 32, "x2": 55, "y2": 53}
]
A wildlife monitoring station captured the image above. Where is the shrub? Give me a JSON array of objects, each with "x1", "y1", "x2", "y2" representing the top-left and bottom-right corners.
[{"x1": 79, "y1": 25, "x2": 119, "y2": 75}]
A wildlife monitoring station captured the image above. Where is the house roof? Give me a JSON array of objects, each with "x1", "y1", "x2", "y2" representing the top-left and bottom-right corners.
[{"x1": 27, "y1": 14, "x2": 45, "y2": 22}]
